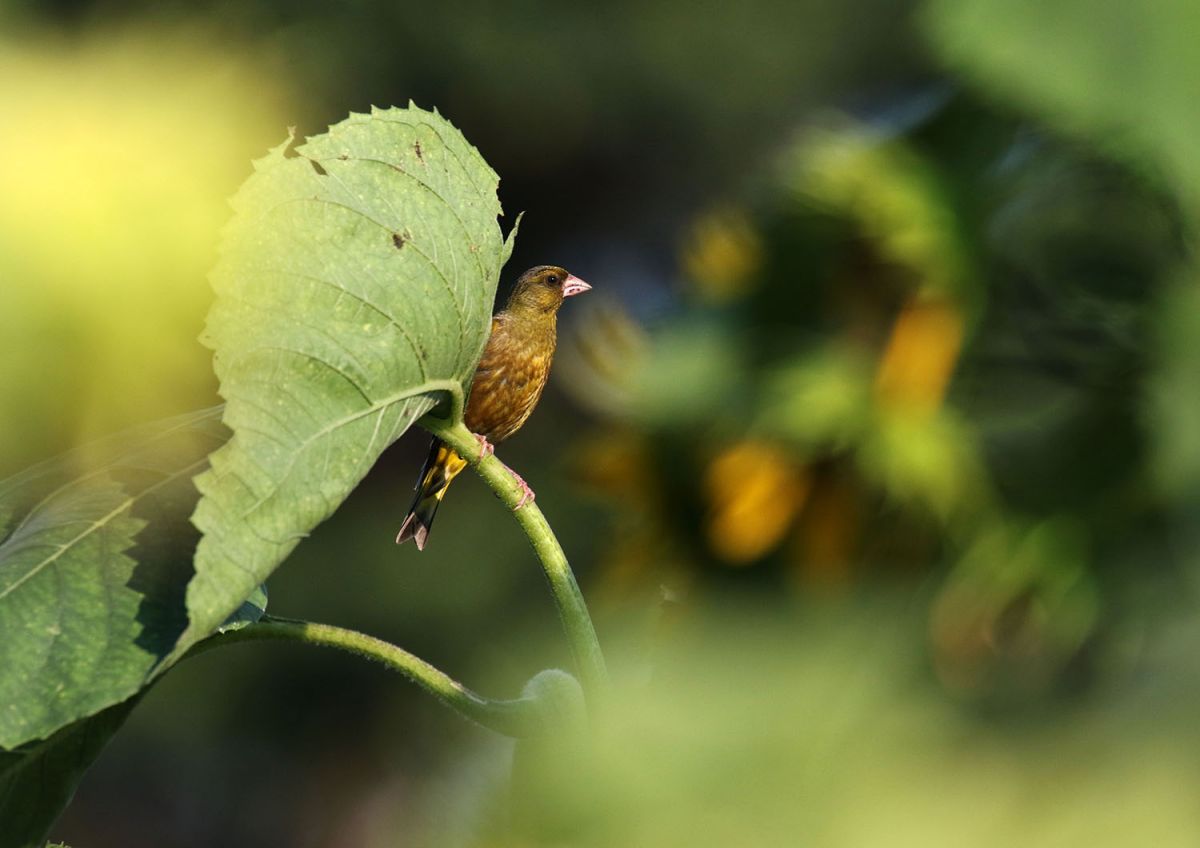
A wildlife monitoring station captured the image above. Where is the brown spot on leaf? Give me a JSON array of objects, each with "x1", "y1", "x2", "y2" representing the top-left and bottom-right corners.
[
  {"x1": 392, "y1": 232, "x2": 407, "y2": 249},
  {"x1": 414, "y1": 140, "x2": 424, "y2": 162}
]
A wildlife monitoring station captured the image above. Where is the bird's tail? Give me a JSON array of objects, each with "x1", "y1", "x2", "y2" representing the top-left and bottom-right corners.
[{"x1": 396, "y1": 438, "x2": 469, "y2": 550}]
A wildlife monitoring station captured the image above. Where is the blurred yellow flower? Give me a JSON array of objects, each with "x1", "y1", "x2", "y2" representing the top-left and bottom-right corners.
[
  {"x1": 680, "y1": 206, "x2": 763, "y2": 303},
  {"x1": 875, "y1": 296, "x2": 965, "y2": 414},
  {"x1": 705, "y1": 440, "x2": 809, "y2": 565}
]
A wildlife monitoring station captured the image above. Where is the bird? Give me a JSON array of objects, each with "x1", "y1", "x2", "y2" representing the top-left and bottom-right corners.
[{"x1": 396, "y1": 265, "x2": 592, "y2": 550}]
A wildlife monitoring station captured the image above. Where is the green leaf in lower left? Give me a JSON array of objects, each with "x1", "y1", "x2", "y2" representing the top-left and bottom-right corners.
[
  {"x1": 0, "y1": 408, "x2": 265, "y2": 845},
  {"x1": 0, "y1": 409, "x2": 228, "y2": 750},
  {"x1": 0, "y1": 698, "x2": 140, "y2": 848}
]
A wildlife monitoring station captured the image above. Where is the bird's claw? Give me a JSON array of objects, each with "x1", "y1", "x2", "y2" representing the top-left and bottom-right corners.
[
  {"x1": 502, "y1": 463, "x2": 536, "y2": 509},
  {"x1": 515, "y1": 482, "x2": 536, "y2": 510},
  {"x1": 515, "y1": 482, "x2": 536, "y2": 509},
  {"x1": 473, "y1": 433, "x2": 495, "y2": 461}
]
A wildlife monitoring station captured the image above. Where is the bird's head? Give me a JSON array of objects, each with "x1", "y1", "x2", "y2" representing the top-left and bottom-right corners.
[{"x1": 507, "y1": 265, "x2": 592, "y2": 314}]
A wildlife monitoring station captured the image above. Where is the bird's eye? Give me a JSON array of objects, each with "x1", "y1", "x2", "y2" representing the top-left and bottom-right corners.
[{"x1": 547, "y1": 274, "x2": 559, "y2": 285}]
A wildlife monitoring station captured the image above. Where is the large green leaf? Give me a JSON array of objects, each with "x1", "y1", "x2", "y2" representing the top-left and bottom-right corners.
[
  {"x1": 0, "y1": 698, "x2": 139, "y2": 848},
  {"x1": 0, "y1": 408, "x2": 226, "y2": 748},
  {"x1": 180, "y1": 105, "x2": 516, "y2": 654}
]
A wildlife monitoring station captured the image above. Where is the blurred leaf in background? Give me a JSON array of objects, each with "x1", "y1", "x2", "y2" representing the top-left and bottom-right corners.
[
  {"x1": 495, "y1": 607, "x2": 1200, "y2": 848},
  {"x1": 924, "y1": 0, "x2": 1200, "y2": 209}
]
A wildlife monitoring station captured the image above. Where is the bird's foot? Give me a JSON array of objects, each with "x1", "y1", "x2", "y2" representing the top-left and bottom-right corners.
[
  {"x1": 472, "y1": 433, "x2": 495, "y2": 461},
  {"x1": 501, "y1": 462, "x2": 536, "y2": 509}
]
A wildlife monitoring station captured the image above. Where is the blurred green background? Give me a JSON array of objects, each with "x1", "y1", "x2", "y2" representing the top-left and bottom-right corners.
[{"x1": 3, "y1": 0, "x2": 1200, "y2": 844}]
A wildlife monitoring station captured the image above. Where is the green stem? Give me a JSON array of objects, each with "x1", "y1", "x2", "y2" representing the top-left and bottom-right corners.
[
  {"x1": 197, "y1": 615, "x2": 536, "y2": 738},
  {"x1": 424, "y1": 418, "x2": 609, "y2": 704}
]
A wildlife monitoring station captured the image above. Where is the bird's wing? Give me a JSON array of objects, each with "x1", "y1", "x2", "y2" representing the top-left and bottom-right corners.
[{"x1": 472, "y1": 315, "x2": 509, "y2": 377}]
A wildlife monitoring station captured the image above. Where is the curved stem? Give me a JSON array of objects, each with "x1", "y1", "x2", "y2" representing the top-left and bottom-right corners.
[
  {"x1": 419, "y1": 381, "x2": 466, "y2": 429},
  {"x1": 195, "y1": 615, "x2": 536, "y2": 738},
  {"x1": 425, "y1": 419, "x2": 609, "y2": 704}
]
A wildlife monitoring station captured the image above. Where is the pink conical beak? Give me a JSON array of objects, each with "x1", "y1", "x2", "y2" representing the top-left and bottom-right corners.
[{"x1": 562, "y1": 274, "x2": 592, "y2": 297}]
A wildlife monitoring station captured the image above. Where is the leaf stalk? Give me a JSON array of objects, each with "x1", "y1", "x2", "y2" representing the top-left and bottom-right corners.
[
  {"x1": 423, "y1": 418, "x2": 609, "y2": 706},
  {"x1": 200, "y1": 616, "x2": 537, "y2": 737}
]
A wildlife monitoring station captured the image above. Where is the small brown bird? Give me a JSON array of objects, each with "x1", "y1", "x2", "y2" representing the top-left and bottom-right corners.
[{"x1": 396, "y1": 265, "x2": 592, "y2": 549}]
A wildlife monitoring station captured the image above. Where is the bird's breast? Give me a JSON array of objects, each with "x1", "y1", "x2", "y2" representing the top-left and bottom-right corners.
[{"x1": 463, "y1": 328, "x2": 556, "y2": 443}]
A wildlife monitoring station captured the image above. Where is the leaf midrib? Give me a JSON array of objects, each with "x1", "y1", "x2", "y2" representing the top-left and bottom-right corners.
[
  {"x1": 0, "y1": 457, "x2": 209, "y2": 602},
  {"x1": 231, "y1": 378, "x2": 463, "y2": 519}
]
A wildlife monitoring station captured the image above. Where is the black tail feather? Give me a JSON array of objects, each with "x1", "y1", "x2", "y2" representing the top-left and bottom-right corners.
[
  {"x1": 396, "y1": 437, "x2": 466, "y2": 551},
  {"x1": 395, "y1": 495, "x2": 439, "y2": 549}
]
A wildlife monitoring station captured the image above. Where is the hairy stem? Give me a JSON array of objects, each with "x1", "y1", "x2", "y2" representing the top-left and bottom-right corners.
[
  {"x1": 425, "y1": 418, "x2": 609, "y2": 705},
  {"x1": 197, "y1": 615, "x2": 537, "y2": 737}
]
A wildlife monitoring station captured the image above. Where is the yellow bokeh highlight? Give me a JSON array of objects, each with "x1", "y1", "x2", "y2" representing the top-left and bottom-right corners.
[
  {"x1": 680, "y1": 206, "x2": 763, "y2": 303},
  {"x1": 0, "y1": 27, "x2": 290, "y2": 472},
  {"x1": 875, "y1": 296, "x2": 965, "y2": 414},
  {"x1": 705, "y1": 440, "x2": 809, "y2": 565}
]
